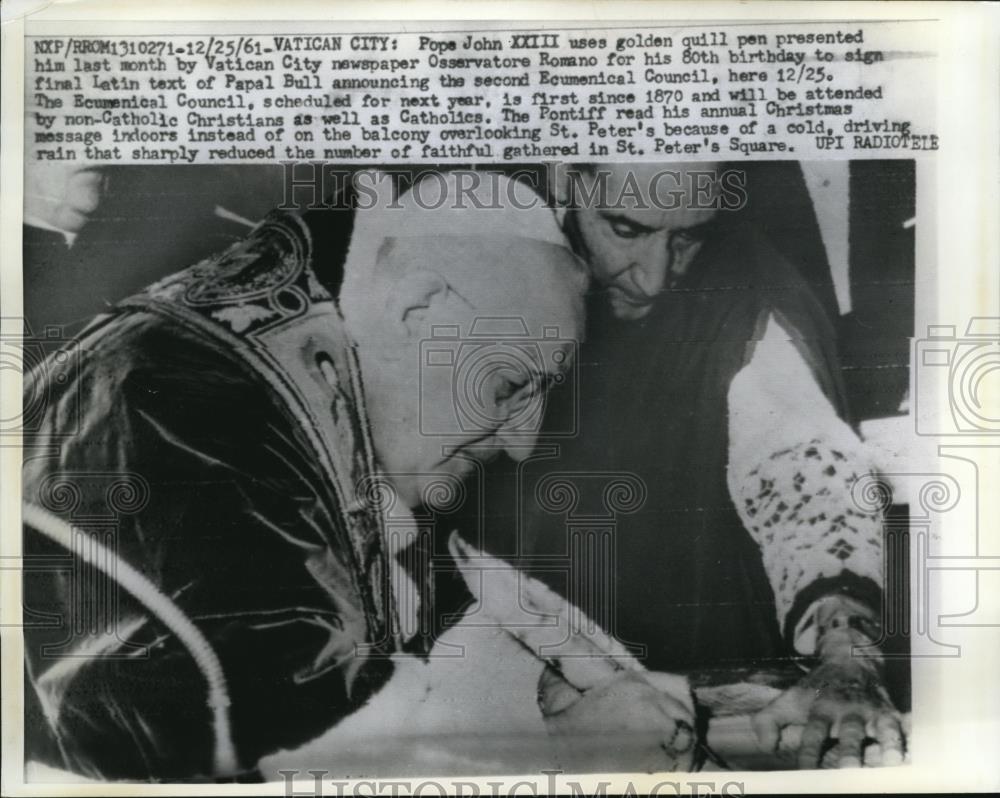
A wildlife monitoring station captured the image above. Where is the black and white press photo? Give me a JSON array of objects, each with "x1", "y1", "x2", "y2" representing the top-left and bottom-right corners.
[{"x1": 17, "y1": 156, "x2": 916, "y2": 780}]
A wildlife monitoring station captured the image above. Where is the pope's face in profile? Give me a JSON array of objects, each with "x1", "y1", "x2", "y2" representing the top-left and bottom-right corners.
[{"x1": 358, "y1": 237, "x2": 584, "y2": 511}]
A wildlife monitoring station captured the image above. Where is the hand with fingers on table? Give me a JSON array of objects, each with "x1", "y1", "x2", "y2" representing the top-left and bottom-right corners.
[
  {"x1": 538, "y1": 665, "x2": 698, "y2": 773},
  {"x1": 752, "y1": 596, "x2": 906, "y2": 769}
]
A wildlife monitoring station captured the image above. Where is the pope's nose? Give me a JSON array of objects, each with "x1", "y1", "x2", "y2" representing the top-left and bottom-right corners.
[{"x1": 497, "y1": 425, "x2": 540, "y2": 462}]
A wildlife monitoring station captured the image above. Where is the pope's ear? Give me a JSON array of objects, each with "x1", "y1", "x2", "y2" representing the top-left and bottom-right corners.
[{"x1": 385, "y1": 269, "x2": 450, "y2": 342}]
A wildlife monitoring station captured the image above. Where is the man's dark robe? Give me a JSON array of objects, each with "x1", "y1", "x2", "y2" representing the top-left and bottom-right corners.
[{"x1": 22, "y1": 210, "x2": 398, "y2": 780}]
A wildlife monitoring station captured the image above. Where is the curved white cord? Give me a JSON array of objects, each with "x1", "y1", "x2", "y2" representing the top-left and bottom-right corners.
[{"x1": 22, "y1": 502, "x2": 240, "y2": 777}]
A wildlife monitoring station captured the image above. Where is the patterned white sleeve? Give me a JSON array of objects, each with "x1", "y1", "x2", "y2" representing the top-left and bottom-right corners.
[{"x1": 726, "y1": 314, "x2": 884, "y2": 655}]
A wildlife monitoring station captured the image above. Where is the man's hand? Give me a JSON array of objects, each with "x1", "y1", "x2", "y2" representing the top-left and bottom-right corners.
[
  {"x1": 24, "y1": 103, "x2": 107, "y2": 235},
  {"x1": 25, "y1": 164, "x2": 106, "y2": 235},
  {"x1": 538, "y1": 666, "x2": 697, "y2": 773},
  {"x1": 752, "y1": 602, "x2": 905, "y2": 769}
]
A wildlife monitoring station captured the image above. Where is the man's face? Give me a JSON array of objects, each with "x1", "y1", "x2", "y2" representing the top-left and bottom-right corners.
[
  {"x1": 360, "y1": 238, "x2": 583, "y2": 509},
  {"x1": 568, "y1": 163, "x2": 720, "y2": 320}
]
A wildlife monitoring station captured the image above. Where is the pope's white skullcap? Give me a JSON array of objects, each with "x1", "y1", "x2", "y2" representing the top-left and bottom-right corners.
[{"x1": 344, "y1": 169, "x2": 568, "y2": 283}]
